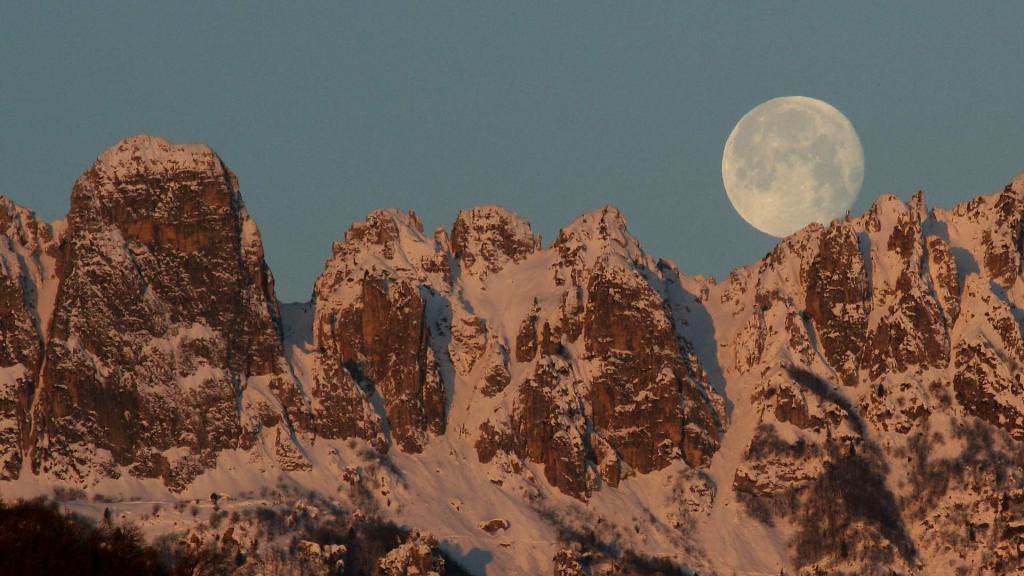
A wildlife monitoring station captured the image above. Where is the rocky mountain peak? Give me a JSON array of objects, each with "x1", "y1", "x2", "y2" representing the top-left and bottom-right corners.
[
  {"x1": 713, "y1": 175, "x2": 1024, "y2": 574},
  {"x1": 323, "y1": 209, "x2": 450, "y2": 306},
  {"x1": 347, "y1": 208, "x2": 424, "y2": 239},
  {"x1": 555, "y1": 205, "x2": 629, "y2": 245},
  {"x1": 909, "y1": 189, "x2": 928, "y2": 221},
  {"x1": 27, "y1": 136, "x2": 307, "y2": 489},
  {"x1": 552, "y1": 205, "x2": 653, "y2": 276},
  {"x1": 862, "y1": 192, "x2": 911, "y2": 233},
  {"x1": 0, "y1": 197, "x2": 53, "y2": 254},
  {"x1": 335, "y1": 209, "x2": 440, "y2": 265},
  {"x1": 0, "y1": 196, "x2": 31, "y2": 231},
  {"x1": 88, "y1": 135, "x2": 226, "y2": 186},
  {"x1": 312, "y1": 207, "x2": 448, "y2": 455},
  {"x1": 1009, "y1": 170, "x2": 1024, "y2": 195},
  {"x1": 451, "y1": 205, "x2": 539, "y2": 279}
]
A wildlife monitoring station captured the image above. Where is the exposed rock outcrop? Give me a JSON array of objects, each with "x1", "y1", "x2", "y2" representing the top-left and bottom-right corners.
[
  {"x1": 29, "y1": 136, "x2": 306, "y2": 488},
  {"x1": 699, "y1": 179, "x2": 1024, "y2": 574},
  {"x1": 312, "y1": 209, "x2": 448, "y2": 453},
  {"x1": 469, "y1": 206, "x2": 724, "y2": 499},
  {"x1": 0, "y1": 198, "x2": 58, "y2": 478},
  {"x1": 451, "y1": 206, "x2": 539, "y2": 280},
  {"x1": 377, "y1": 530, "x2": 446, "y2": 576}
]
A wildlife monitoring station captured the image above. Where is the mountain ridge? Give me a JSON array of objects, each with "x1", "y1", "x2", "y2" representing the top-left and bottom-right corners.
[{"x1": 1, "y1": 135, "x2": 1022, "y2": 575}]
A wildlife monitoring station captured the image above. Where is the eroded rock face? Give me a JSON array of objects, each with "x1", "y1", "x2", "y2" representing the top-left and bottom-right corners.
[
  {"x1": 512, "y1": 356, "x2": 590, "y2": 498},
  {"x1": 952, "y1": 275, "x2": 1024, "y2": 440},
  {"x1": 348, "y1": 276, "x2": 445, "y2": 452},
  {"x1": 585, "y1": 257, "x2": 712, "y2": 470},
  {"x1": 804, "y1": 223, "x2": 868, "y2": 387},
  {"x1": 312, "y1": 210, "x2": 448, "y2": 453},
  {"x1": 309, "y1": 343, "x2": 383, "y2": 446},
  {"x1": 29, "y1": 136, "x2": 305, "y2": 488},
  {"x1": 10, "y1": 135, "x2": 1024, "y2": 574},
  {"x1": 862, "y1": 196, "x2": 948, "y2": 380},
  {"x1": 941, "y1": 178, "x2": 1024, "y2": 289},
  {"x1": 515, "y1": 300, "x2": 540, "y2": 363},
  {"x1": 0, "y1": 198, "x2": 57, "y2": 479},
  {"x1": 310, "y1": 203, "x2": 723, "y2": 499},
  {"x1": 0, "y1": 269, "x2": 35, "y2": 479},
  {"x1": 705, "y1": 179, "x2": 1024, "y2": 574},
  {"x1": 450, "y1": 315, "x2": 487, "y2": 377},
  {"x1": 451, "y1": 206, "x2": 539, "y2": 280},
  {"x1": 926, "y1": 234, "x2": 960, "y2": 324},
  {"x1": 471, "y1": 206, "x2": 724, "y2": 498},
  {"x1": 733, "y1": 423, "x2": 826, "y2": 515}
]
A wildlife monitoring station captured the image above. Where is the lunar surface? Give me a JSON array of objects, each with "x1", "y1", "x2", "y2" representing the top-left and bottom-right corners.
[{"x1": 722, "y1": 96, "x2": 864, "y2": 237}]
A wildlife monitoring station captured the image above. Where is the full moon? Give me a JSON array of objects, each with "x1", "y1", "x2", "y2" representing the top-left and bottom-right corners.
[{"x1": 722, "y1": 96, "x2": 864, "y2": 237}]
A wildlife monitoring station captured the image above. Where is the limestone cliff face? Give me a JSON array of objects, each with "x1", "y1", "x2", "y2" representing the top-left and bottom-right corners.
[
  {"x1": 307, "y1": 202, "x2": 724, "y2": 500},
  {"x1": 28, "y1": 136, "x2": 306, "y2": 489},
  {"x1": 952, "y1": 275, "x2": 1024, "y2": 440},
  {"x1": 699, "y1": 176, "x2": 1024, "y2": 574},
  {"x1": 336, "y1": 274, "x2": 446, "y2": 452},
  {"x1": 473, "y1": 206, "x2": 724, "y2": 499},
  {"x1": 861, "y1": 194, "x2": 949, "y2": 381},
  {"x1": 311, "y1": 209, "x2": 449, "y2": 453},
  {"x1": 0, "y1": 198, "x2": 57, "y2": 479},
  {"x1": 450, "y1": 205, "x2": 540, "y2": 280},
  {"x1": 512, "y1": 356, "x2": 590, "y2": 498},
  {"x1": 804, "y1": 222, "x2": 868, "y2": 387},
  {"x1": 585, "y1": 254, "x2": 719, "y2": 472}
]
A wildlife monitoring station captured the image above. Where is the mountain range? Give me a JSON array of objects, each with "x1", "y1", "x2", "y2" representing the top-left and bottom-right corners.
[{"x1": 1, "y1": 135, "x2": 1021, "y2": 575}]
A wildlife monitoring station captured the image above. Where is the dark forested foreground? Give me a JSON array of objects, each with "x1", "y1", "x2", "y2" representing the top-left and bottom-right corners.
[
  {"x1": 0, "y1": 498, "x2": 165, "y2": 575},
  {"x1": 0, "y1": 497, "x2": 478, "y2": 576}
]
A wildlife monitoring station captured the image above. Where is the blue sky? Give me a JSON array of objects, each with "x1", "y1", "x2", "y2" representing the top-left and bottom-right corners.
[{"x1": 3, "y1": 2, "x2": 1023, "y2": 301}]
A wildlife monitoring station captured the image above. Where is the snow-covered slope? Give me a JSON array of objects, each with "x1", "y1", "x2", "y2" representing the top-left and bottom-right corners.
[
  {"x1": 1, "y1": 136, "x2": 1022, "y2": 575},
  {"x1": 683, "y1": 181, "x2": 1024, "y2": 575}
]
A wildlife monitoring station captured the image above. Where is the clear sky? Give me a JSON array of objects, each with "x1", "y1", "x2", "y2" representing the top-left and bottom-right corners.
[{"x1": 3, "y1": 2, "x2": 1023, "y2": 302}]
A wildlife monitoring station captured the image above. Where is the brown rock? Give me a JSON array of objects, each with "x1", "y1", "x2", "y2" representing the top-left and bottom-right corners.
[
  {"x1": 0, "y1": 198, "x2": 55, "y2": 479},
  {"x1": 312, "y1": 208, "x2": 451, "y2": 454},
  {"x1": 451, "y1": 206, "x2": 539, "y2": 279},
  {"x1": 377, "y1": 530, "x2": 446, "y2": 576},
  {"x1": 926, "y1": 234, "x2": 961, "y2": 324},
  {"x1": 804, "y1": 223, "x2": 869, "y2": 386},
  {"x1": 328, "y1": 276, "x2": 445, "y2": 452},
  {"x1": 862, "y1": 209, "x2": 948, "y2": 379},
  {"x1": 513, "y1": 357, "x2": 589, "y2": 499},
  {"x1": 29, "y1": 136, "x2": 305, "y2": 488},
  {"x1": 515, "y1": 300, "x2": 540, "y2": 363},
  {"x1": 478, "y1": 518, "x2": 510, "y2": 533},
  {"x1": 553, "y1": 548, "x2": 586, "y2": 576},
  {"x1": 952, "y1": 276, "x2": 1024, "y2": 440},
  {"x1": 480, "y1": 342, "x2": 512, "y2": 397},
  {"x1": 585, "y1": 257, "x2": 719, "y2": 472},
  {"x1": 475, "y1": 420, "x2": 514, "y2": 464},
  {"x1": 449, "y1": 315, "x2": 487, "y2": 376}
]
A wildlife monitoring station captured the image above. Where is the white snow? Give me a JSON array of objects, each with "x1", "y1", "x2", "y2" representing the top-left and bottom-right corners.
[{"x1": 4, "y1": 175, "x2": 1024, "y2": 574}]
